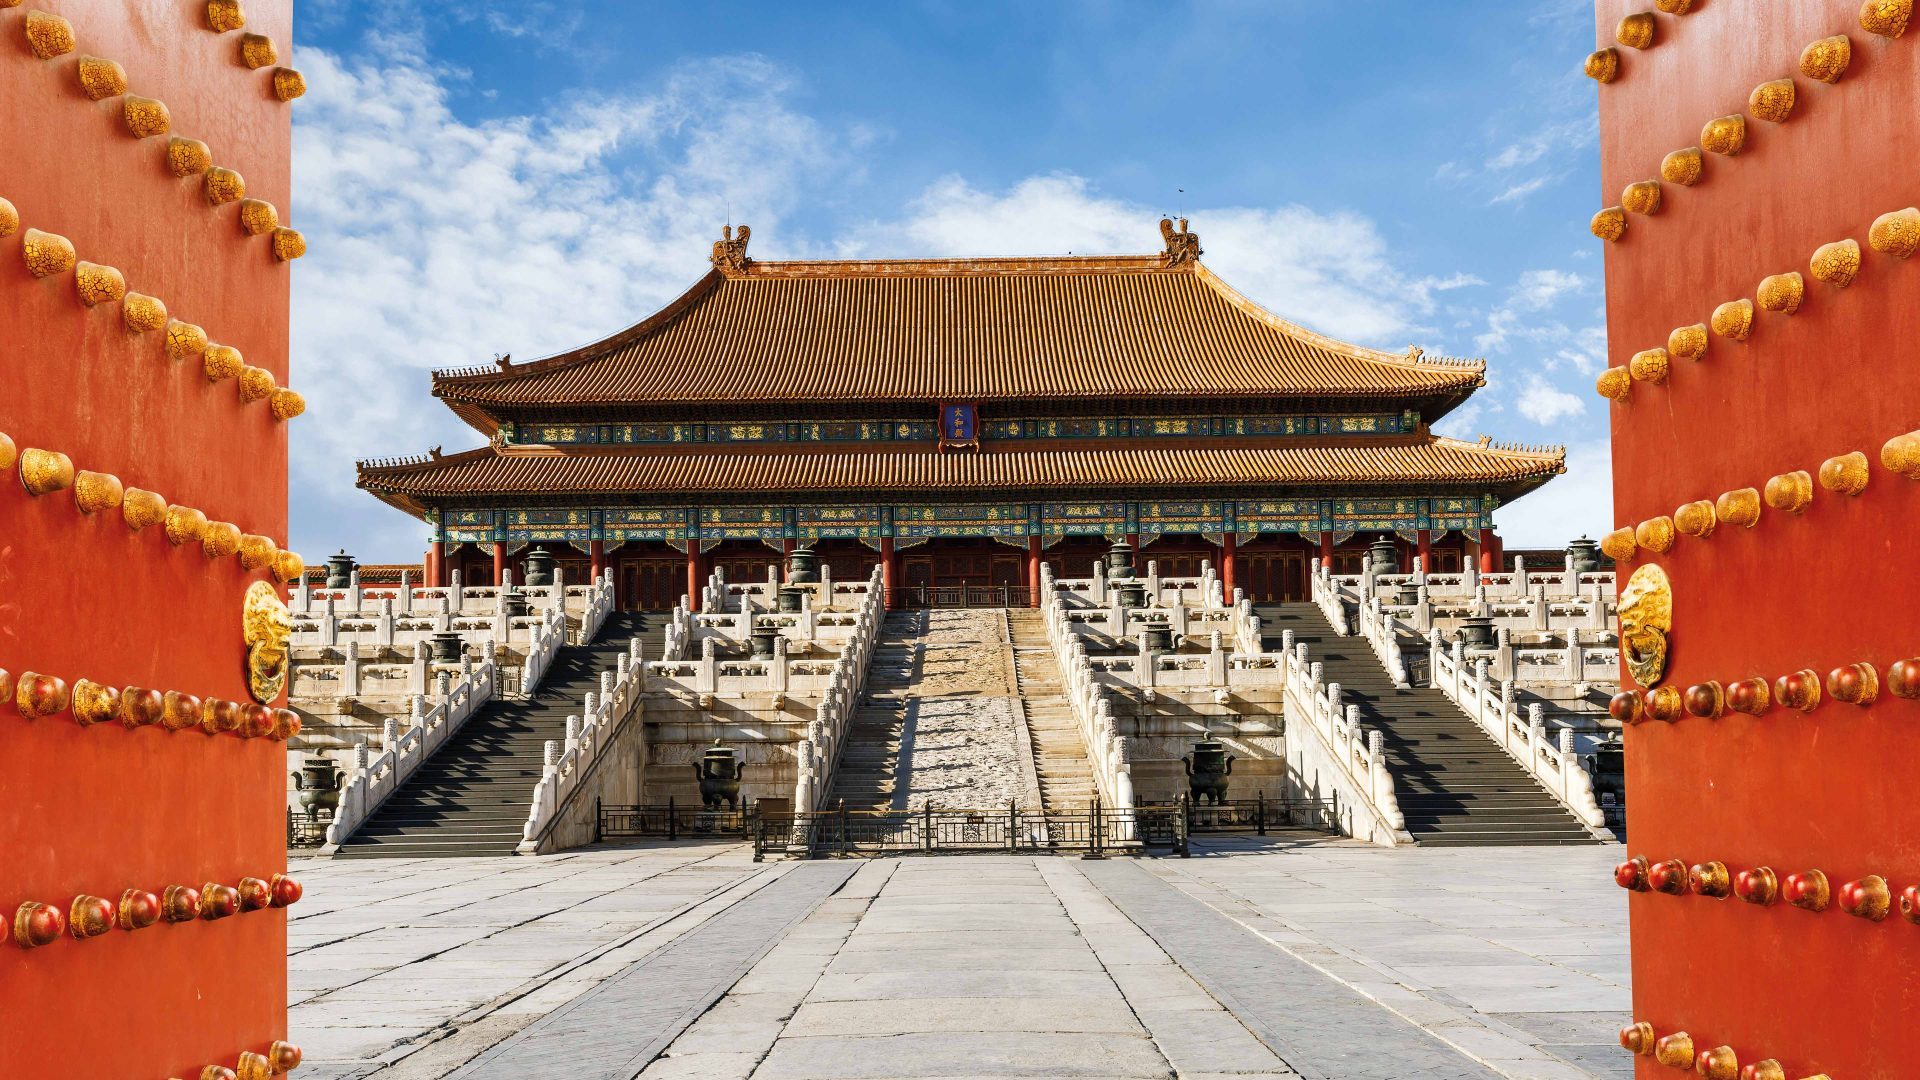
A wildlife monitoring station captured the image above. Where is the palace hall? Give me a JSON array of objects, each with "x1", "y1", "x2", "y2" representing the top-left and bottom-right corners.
[{"x1": 357, "y1": 220, "x2": 1563, "y2": 610}]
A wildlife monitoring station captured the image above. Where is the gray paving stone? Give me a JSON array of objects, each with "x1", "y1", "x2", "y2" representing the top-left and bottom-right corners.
[
  {"x1": 780, "y1": 997, "x2": 1146, "y2": 1037},
  {"x1": 751, "y1": 1031, "x2": 1175, "y2": 1079},
  {"x1": 448, "y1": 861, "x2": 857, "y2": 1080},
  {"x1": 293, "y1": 841, "x2": 1627, "y2": 1080},
  {"x1": 1077, "y1": 859, "x2": 1502, "y2": 1080},
  {"x1": 808, "y1": 968, "x2": 1120, "y2": 1001}
]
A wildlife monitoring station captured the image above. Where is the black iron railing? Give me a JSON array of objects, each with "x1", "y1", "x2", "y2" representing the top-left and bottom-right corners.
[
  {"x1": 888, "y1": 586, "x2": 1034, "y2": 609},
  {"x1": 1184, "y1": 795, "x2": 1338, "y2": 835},
  {"x1": 286, "y1": 808, "x2": 331, "y2": 848},
  {"x1": 752, "y1": 800, "x2": 1186, "y2": 861},
  {"x1": 595, "y1": 798, "x2": 754, "y2": 842}
]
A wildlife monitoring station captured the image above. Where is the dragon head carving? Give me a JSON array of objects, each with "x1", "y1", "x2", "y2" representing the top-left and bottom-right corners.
[{"x1": 243, "y1": 580, "x2": 292, "y2": 704}]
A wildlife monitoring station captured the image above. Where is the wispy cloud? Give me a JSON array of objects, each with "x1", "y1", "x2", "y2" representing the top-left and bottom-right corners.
[
  {"x1": 1475, "y1": 268, "x2": 1586, "y2": 354},
  {"x1": 1485, "y1": 119, "x2": 1593, "y2": 172},
  {"x1": 1489, "y1": 175, "x2": 1553, "y2": 205},
  {"x1": 1515, "y1": 374, "x2": 1586, "y2": 425},
  {"x1": 852, "y1": 174, "x2": 1481, "y2": 349}
]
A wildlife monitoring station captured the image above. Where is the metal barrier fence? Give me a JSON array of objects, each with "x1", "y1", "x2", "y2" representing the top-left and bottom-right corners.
[
  {"x1": 286, "y1": 809, "x2": 330, "y2": 848},
  {"x1": 752, "y1": 801, "x2": 1187, "y2": 861},
  {"x1": 1185, "y1": 796, "x2": 1338, "y2": 835},
  {"x1": 888, "y1": 586, "x2": 1034, "y2": 609},
  {"x1": 595, "y1": 798, "x2": 754, "y2": 841}
]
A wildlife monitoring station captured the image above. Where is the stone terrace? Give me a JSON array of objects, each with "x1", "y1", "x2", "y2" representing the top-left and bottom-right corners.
[{"x1": 288, "y1": 840, "x2": 1629, "y2": 1080}]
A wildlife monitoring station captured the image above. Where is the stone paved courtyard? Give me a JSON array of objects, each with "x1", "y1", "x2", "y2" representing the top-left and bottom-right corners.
[{"x1": 288, "y1": 839, "x2": 1628, "y2": 1080}]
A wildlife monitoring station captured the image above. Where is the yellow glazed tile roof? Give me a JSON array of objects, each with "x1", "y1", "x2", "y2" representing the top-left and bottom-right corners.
[
  {"x1": 431, "y1": 255, "x2": 1485, "y2": 423},
  {"x1": 358, "y1": 438, "x2": 1563, "y2": 513}
]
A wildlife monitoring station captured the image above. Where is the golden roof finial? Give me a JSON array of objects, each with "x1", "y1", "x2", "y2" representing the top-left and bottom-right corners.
[
  {"x1": 711, "y1": 223, "x2": 751, "y2": 275},
  {"x1": 1159, "y1": 217, "x2": 1201, "y2": 264}
]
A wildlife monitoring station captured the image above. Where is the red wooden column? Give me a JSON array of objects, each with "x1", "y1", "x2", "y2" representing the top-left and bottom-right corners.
[
  {"x1": 1477, "y1": 528, "x2": 1497, "y2": 573},
  {"x1": 1318, "y1": 533, "x2": 1334, "y2": 571},
  {"x1": 589, "y1": 539, "x2": 605, "y2": 584},
  {"x1": 426, "y1": 542, "x2": 444, "y2": 588},
  {"x1": 686, "y1": 545, "x2": 702, "y2": 612},
  {"x1": 1399, "y1": 540, "x2": 1413, "y2": 574},
  {"x1": 1220, "y1": 533, "x2": 1237, "y2": 598},
  {"x1": 1027, "y1": 535, "x2": 1042, "y2": 607},
  {"x1": 492, "y1": 541, "x2": 507, "y2": 585},
  {"x1": 880, "y1": 536, "x2": 897, "y2": 609},
  {"x1": 1416, "y1": 528, "x2": 1432, "y2": 573}
]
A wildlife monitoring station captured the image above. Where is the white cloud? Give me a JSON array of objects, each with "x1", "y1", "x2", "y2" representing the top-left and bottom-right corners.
[
  {"x1": 1433, "y1": 401, "x2": 1485, "y2": 441},
  {"x1": 852, "y1": 174, "x2": 1478, "y2": 349},
  {"x1": 469, "y1": 4, "x2": 584, "y2": 42},
  {"x1": 1474, "y1": 268, "x2": 1586, "y2": 354},
  {"x1": 1515, "y1": 375, "x2": 1586, "y2": 425},
  {"x1": 1494, "y1": 440, "x2": 1613, "y2": 548},
  {"x1": 1485, "y1": 119, "x2": 1593, "y2": 173},
  {"x1": 289, "y1": 42, "x2": 855, "y2": 558},
  {"x1": 1489, "y1": 175, "x2": 1552, "y2": 205}
]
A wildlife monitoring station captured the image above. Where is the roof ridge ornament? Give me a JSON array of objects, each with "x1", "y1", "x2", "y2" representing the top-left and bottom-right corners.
[
  {"x1": 1159, "y1": 217, "x2": 1201, "y2": 265},
  {"x1": 711, "y1": 224, "x2": 751, "y2": 275}
]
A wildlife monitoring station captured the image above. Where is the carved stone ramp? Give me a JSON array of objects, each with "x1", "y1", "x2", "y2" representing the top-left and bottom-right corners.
[
  {"x1": 826, "y1": 609, "x2": 1028, "y2": 810},
  {"x1": 446, "y1": 860, "x2": 859, "y2": 1080}
]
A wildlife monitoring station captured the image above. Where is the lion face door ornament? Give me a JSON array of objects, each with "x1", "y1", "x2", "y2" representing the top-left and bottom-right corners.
[
  {"x1": 1619, "y1": 563, "x2": 1673, "y2": 688},
  {"x1": 243, "y1": 580, "x2": 292, "y2": 704}
]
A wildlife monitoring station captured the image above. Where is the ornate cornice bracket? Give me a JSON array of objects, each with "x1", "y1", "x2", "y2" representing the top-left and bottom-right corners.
[
  {"x1": 711, "y1": 223, "x2": 751, "y2": 276},
  {"x1": 1159, "y1": 217, "x2": 1201, "y2": 265}
]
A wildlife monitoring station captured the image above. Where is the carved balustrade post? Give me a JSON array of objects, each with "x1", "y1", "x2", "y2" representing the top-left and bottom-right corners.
[{"x1": 342, "y1": 640, "x2": 361, "y2": 697}]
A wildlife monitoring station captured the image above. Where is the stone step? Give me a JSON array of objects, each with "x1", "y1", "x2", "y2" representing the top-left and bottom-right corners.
[{"x1": 1257, "y1": 603, "x2": 1598, "y2": 848}]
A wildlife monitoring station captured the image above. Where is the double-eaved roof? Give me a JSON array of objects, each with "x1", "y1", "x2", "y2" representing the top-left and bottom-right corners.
[{"x1": 363, "y1": 222, "x2": 1561, "y2": 516}]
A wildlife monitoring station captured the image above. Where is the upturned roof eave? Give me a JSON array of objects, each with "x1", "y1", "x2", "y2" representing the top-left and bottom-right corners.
[
  {"x1": 355, "y1": 439, "x2": 1565, "y2": 512},
  {"x1": 421, "y1": 253, "x2": 1489, "y2": 427}
]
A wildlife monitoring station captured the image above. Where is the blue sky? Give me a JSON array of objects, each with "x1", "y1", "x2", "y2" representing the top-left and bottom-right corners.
[{"x1": 290, "y1": 0, "x2": 1610, "y2": 562}]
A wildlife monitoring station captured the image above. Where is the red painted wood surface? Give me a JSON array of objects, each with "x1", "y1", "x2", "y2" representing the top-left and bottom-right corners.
[
  {"x1": 0, "y1": 2, "x2": 292, "y2": 1076},
  {"x1": 1597, "y1": 2, "x2": 1920, "y2": 1075}
]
